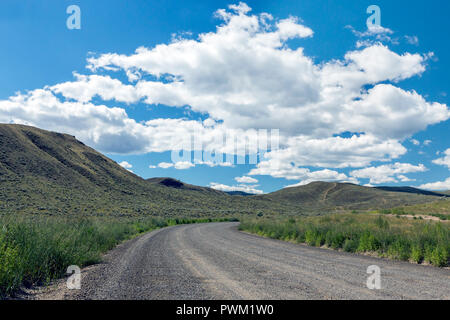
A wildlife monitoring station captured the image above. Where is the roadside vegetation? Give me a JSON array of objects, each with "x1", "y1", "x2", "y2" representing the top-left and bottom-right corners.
[
  {"x1": 240, "y1": 213, "x2": 449, "y2": 268},
  {"x1": 0, "y1": 214, "x2": 235, "y2": 298},
  {"x1": 378, "y1": 198, "x2": 450, "y2": 221}
]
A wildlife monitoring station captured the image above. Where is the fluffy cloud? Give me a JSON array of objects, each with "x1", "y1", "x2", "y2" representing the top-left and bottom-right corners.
[
  {"x1": 235, "y1": 176, "x2": 258, "y2": 184},
  {"x1": 173, "y1": 161, "x2": 195, "y2": 170},
  {"x1": 1, "y1": 88, "x2": 239, "y2": 155},
  {"x1": 119, "y1": 161, "x2": 133, "y2": 169},
  {"x1": 157, "y1": 162, "x2": 174, "y2": 169},
  {"x1": 209, "y1": 182, "x2": 263, "y2": 194},
  {"x1": 419, "y1": 177, "x2": 450, "y2": 191},
  {"x1": 249, "y1": 158, "x2": 358, "y2": 186},
  {"x1": 283, "y1": 169, "x2": 358, "y2": 188},
  {"x1": 51, "y1": 73, "x2": 140, "y2": 104},
  {"x1": 347, "y1": 24, "x2": 397, "y2": 45},
  {"x1": 343, "y1": 84, "x2": 448, "y2": 140},
  {"x1": 87, "y1": 6, "x2": 446, "y2": 142},
  {"x1": 197, "y1": 161, "x2": 234, "y2": 167},
  {"x1": 157, "y1": 161, "x2": 195, "y2": 169},
  {"x1": 433, "y1": 149, "x2": 450, "y2": 169},
  {"x1": 0, "y1": 2, "x2": 448, "y2": 183},
  {"x1": 0, "y1": 89, "x2": 153, "y2": 154},
  {"x1": 350, "y1": 163, "x2": 427, "y2": 184},
  {"x1": 348, "y1": 24, "x2": 394, "y2": 38},
  {"x1": 405, "y1": 35, "x2": 419, "y2": 46},
  {"x1": 249, "y1": 134, "x2": 406, "y2": 172}
]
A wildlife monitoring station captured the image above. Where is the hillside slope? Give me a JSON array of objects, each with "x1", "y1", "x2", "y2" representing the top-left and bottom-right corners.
[
  {"x1": 0, "y1": 124, "x2": 251, "y2": 217},
  {"x1": 259, "y1": 181, "x2": 439, "y2": 211}
]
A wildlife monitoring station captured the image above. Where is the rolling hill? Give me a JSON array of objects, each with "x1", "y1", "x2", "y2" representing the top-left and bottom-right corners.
[
  {"x1": 374, "y1": 186, "x2": 450, "y2": 198},
  {"x1": 0, "y1": 124, "x2": 442, "y2": 217},
  {"x1": 259, "y1": 181, "x2": 441, "y2": 211},
  {"x1": 0, "y1": 124, "x2": 235, "y2": 217}
]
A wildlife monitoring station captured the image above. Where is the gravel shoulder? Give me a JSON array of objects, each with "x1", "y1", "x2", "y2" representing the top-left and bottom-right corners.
[{"x1": 26, "y1": 222, "x2": 450, "y2": 300}]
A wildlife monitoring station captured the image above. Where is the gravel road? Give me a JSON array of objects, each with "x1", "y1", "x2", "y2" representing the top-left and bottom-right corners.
[{"x1": 64, "y1": 222, "x2": 449, "y2": 300}]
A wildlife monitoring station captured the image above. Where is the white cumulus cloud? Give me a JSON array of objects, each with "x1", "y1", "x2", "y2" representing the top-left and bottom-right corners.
[
  {"x1": 433, "y1": 149, "x2": 450, "y2": 169},
  {"x1": 350, "y1": 163, "x2": 427, "y2": 184},
  {"x1": 419, "y1": 177, "x2": 450, "y2": 191},
  {"x1": 157, "y1": 161, "x2": 195, "y2": 170},
  {"x1": 119, "y1": 161, "x2": 133, "y2": 169},
  {"x1": 235, "y1": 176, "x2": 258, "y2": 184},
  {"x1": 209, "y1": 182, "x2": 263, "y2": 194}
]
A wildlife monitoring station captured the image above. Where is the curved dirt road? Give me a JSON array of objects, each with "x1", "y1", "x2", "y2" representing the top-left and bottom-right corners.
[{"x1": 66, "y1": 222, "x2": 449, "y2": 300}]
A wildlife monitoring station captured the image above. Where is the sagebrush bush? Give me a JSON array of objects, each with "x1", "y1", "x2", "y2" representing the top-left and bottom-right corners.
[
  {"x1": 410, "y1": 244, "x2": 423, "y2": 263},
  {"x1": 387, "y1": 240, "x2": 410, "y2": 261},
  {"x1": 343, "y1": 239, "x2": 358, "y2": 252},
  {"x1": 305, "y1": 230, "x2": 317, "y2": 246},
  {"x1": 430, "y1": 245, "x2": 448, "y2": 267},
  {"x1": 357, "y1": 232, "x2": 378, "y2": 252},
  {"x1": 0, "y1": 234, "x2": 22, "y2": 296}
]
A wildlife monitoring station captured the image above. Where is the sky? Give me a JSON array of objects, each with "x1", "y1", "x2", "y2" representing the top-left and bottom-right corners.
[{"x1": 0, "y1": 0, "x2": 449, "y2": 194}]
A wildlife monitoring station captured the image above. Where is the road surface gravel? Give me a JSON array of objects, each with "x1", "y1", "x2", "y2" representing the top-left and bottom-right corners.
[{"x1": 62, "y1": 222, "x2": 449, "y2": 300}]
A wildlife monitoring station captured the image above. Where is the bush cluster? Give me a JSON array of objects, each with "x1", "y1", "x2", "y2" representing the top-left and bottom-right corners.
[{"x1": 239, "y1": 214, "x2": 449, "y2": 268}]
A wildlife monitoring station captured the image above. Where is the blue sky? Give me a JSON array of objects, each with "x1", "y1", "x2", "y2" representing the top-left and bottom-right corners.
[{"x1": 0, "y1": 0, "x2": 449, "y2": 193}]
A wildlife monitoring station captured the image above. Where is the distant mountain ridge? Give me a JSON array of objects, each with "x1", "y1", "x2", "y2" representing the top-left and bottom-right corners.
[
  {"x1": 225, "y1": 191, "x2": 254, "y2": 196},
  {"x1": 0, "y1": 124, "x2": 443, "y2": 217},
  {"x1": 374, "y1": 186, "x2": 450, "y2": 198}
]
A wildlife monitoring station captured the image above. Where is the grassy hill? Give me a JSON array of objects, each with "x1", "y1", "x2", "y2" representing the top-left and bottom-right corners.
[
  {"x1": 0, "y1": 124, "x2": 442, "y2": 217},
  {"x1": 259, "y1": 181, "x2": 439, "y2": 212},
  {"x1": 0, "y1": 124, "x2": 223, "y2": 217}
]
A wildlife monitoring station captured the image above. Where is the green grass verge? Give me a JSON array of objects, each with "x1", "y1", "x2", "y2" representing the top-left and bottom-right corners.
[
  {"x1": 0, "y1": 215, "x2": 236, "y2": 298},
  {"x1": 239, "y1": 213, "x2": 449, "y2": 268}
]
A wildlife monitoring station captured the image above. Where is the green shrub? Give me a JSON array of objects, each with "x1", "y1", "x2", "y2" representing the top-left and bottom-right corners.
[
  {"x1": 375, "y1": 216, "x2": 390, "y2": 229},
  {"x1": 305, "y1": 230, "x2": 316, "y2": 246},
  {"x1": 410, "y1": 244, "x2": 423, "y2": 263},
  {"x1": 387, "y1": 240, "x2": 410, "y2": 261},
  {"x1": 357, "y1": 232, "x2": 378, "y2": 252},
  {"x1": 343, "y1": 239, "x2": 358, "y2": 252},
  {"x1": 315, "y1": 234, "x2": 325, "y2": 247},
  {"x1": 430, "y1": 245, "x2": 448, "y2": 267},
  {"x1": 392, "y1": 208, "x2": 405, "y2": 215},
  {"x1": 324, "y1": 231, "x2": 333, "y2": 247},
  {"x1": 0, "y1": 234, "x2": 22, "y2": 296},
  {"x1": 331, "y1": 233, "x2": 345, "y2": 249},
  {"x1": 424, "y1": 243, "x2": 434, "y2": 264}
]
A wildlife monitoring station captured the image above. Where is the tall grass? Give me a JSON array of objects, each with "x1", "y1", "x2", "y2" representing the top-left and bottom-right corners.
[
  {"x1": 240, "y1": 214, "x2": 449, "y2": 268},
  {"x1": 0, "y1": 215, "x2": 234, "y2": 298}
]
